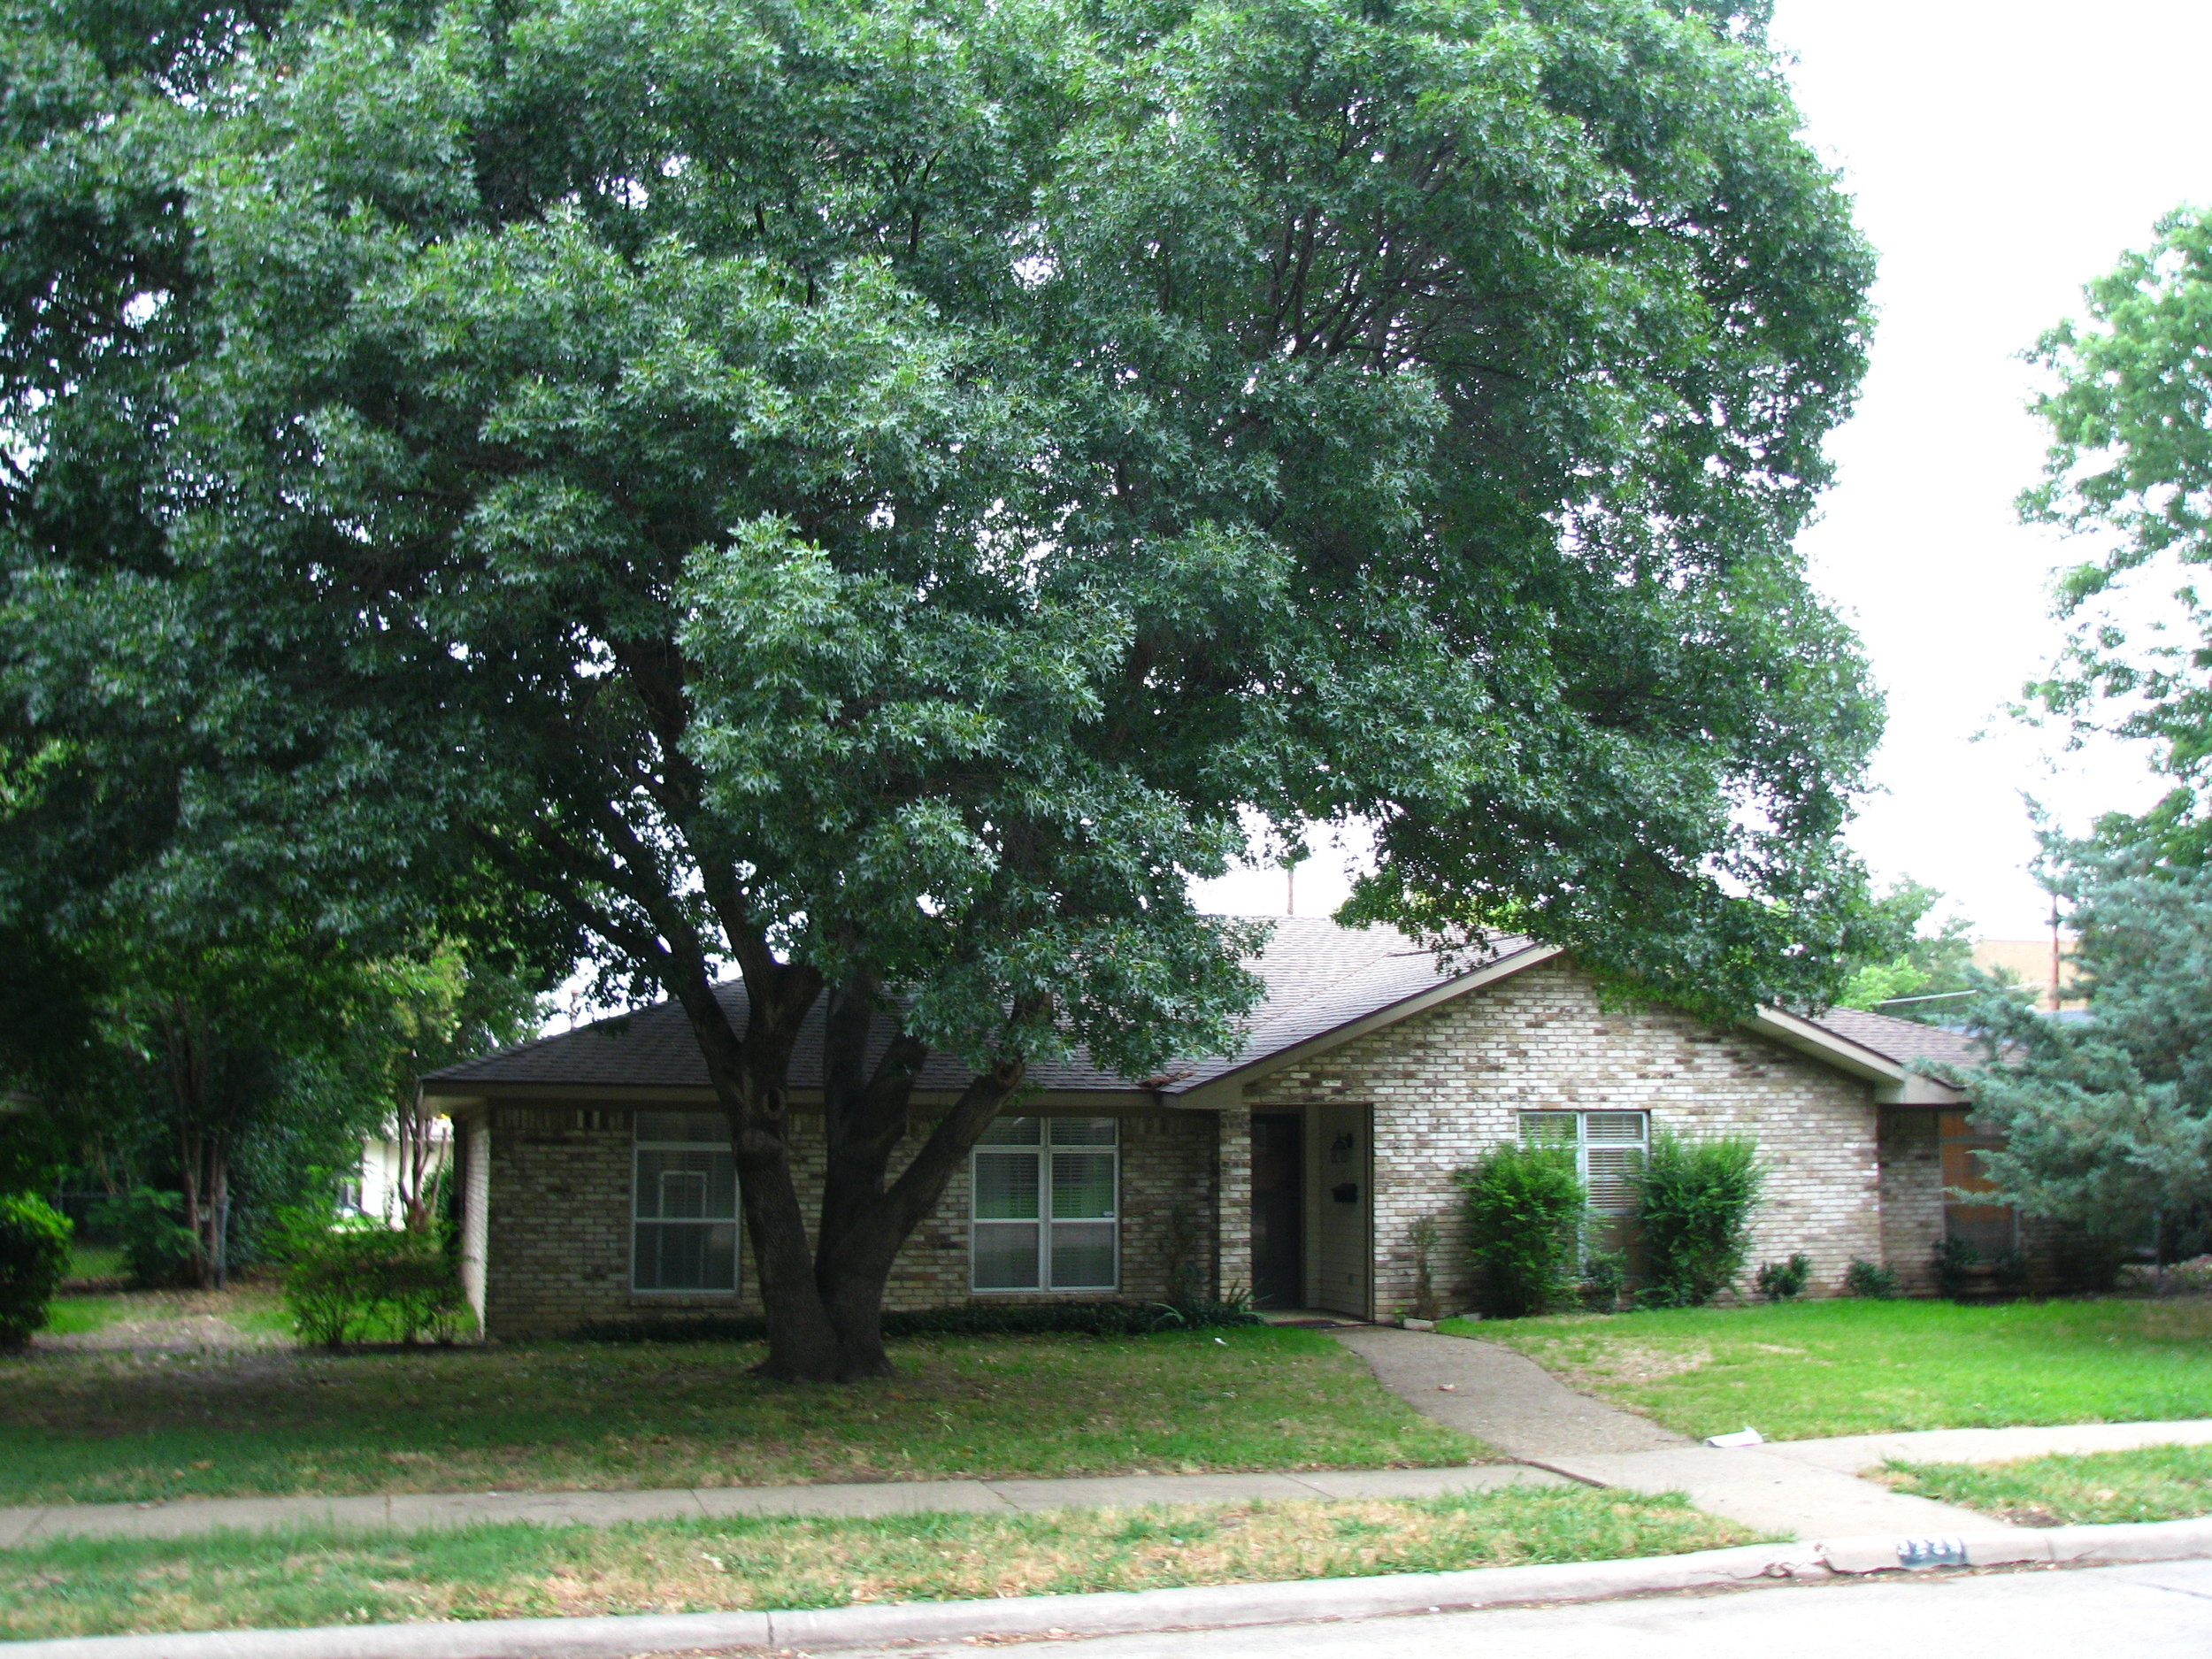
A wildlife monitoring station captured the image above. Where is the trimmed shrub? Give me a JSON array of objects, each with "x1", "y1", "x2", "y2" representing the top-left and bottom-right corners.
[
  {"x1": 1932, "y1": 1234, "x2": 1980, "y2": 1298},
  {"x1": 1579, "y1": 1249, "x2": 1627, "y2": 1312},
  {"x1": 280, "y1": 1215, "x2": 467, "y2": 1348},
  {"x1": 1456, "y1": 1143, "x2": 1585, "y2": 1317},
  {"x1": 90, "y1": 1188, "x2": 199, "y2": 1288},
  {"x1": 1755, "y1": 1253, "x2": 1812, "y2": 1302},
  {"x1": 1635, "y1": 1133, "x2": 1763, "y2": 1308},
  {"x1": 0, "y1": 1194, "x2": 73, "y2": 1349},
  {"x1": 1844, "y1": 1256, "x2": 1900, "y2": 1299}
]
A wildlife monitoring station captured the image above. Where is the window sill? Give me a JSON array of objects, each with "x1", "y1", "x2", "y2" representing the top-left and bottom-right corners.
[
  {"x1": 968, "y1": 1287, "x2": 1123, "y2": 1297},
  {"x1": 628, "y1": 1291, "x2": 741, "y2": 1304}
]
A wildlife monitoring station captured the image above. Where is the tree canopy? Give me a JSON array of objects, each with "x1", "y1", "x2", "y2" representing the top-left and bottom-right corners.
[
  {"x1": 2024, "y1": 204, "x2": 2212, "y2": 856},
  {"x1": 3, "y1": 0, "x2": 1888, "y2": 1377}
]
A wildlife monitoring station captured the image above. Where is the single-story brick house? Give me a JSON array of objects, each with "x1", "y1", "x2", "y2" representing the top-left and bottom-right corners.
[{"x1": 421, "y1": 918, "x2": 2008, "y2": 1338}]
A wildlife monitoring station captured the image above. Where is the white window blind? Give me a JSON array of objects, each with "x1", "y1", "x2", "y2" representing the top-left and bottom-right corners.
[
  {"x1": 1519, "y1": 1110, "x2": 1648, "y2": 1215},
  {"x1": 633, "y1": 1111, "x2": 738, "y2": 1292},
  {"x1": 972, "y1": 1117, "x2": 1119, "y2": 1292}
]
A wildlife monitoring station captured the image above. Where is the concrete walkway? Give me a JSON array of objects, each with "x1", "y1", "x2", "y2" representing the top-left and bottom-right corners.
[{"x1": 0, "y1": 1464, "x2": 1564, "y2": 1549}]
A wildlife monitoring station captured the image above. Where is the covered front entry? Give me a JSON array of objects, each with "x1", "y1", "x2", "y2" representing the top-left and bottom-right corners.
[
  {"x1": 1309, "y1": 1103, "x2": 1373, "y2": 1319},
  {"x1": 1250, "y1": 1112, "x2": 1304, "y2": 1309}
]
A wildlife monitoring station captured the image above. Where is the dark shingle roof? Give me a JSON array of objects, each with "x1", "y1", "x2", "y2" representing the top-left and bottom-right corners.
[
  {"x1": 1801, "y1": 1006, "x2": 1991, "y2": 1074},
  {"x1": 426, "y1": 918, "x2": 1536, "y2": 1096}
]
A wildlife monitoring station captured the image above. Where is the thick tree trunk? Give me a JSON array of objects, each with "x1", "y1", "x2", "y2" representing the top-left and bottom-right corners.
[{"x1": 667, "y1": 958, "x2": 1032, "y2": 1382}]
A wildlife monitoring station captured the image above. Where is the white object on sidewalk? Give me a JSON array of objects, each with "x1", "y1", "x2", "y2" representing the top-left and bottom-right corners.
[{"x1": 1706, "y1": 1426, "x2": 1766, "y2": 1448}]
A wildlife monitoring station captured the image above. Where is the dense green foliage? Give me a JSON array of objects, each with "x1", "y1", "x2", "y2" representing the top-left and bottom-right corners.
[
  {"x1": 1961, "y1": 841, "x2": 2212, "y2": 1258},
  {"x1": 1837, "y1": 879, "x2": 1981, "y2": 1022},
  {"x1": 278, "y1": 1213, "x2": 467, "y2": 1348},
  {"x1": 1843, "y1": 1257, "x2": 1900, "y2": 1299},
  {"x1": 1632, "y1": 1132, "x2": 1763, "y2": 1306},
  {"x1": 88, "y1": 1188, "x2": 197, "y2": 1289},
  {"x1": 2024, "y1": 206, "x2": 2212, "y2": 855},
  {"x1": 1753, "y1": 1251, "x2": 1809, "y2": 1301},
  {"x1": 0, "y1": 1193, "x2": 72, "y2": 1348},
  {"x1": 2, "y1": 0, "x2": 1886, "y2": 1375},
  {"x1": 1456, "y1": 1143, "x2": 1585, "y2": 1317}
]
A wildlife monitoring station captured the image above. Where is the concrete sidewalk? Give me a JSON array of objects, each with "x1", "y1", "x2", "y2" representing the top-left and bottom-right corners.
[{"x1": 0, "y1": 1463, "x2": 1563, "y2": 1549}]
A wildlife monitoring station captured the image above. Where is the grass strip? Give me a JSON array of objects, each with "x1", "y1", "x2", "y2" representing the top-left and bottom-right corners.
[
  {"x1": 1444, "y1": 1296, "x2": 2212, "y2": 1440},
  {"x1": 0, "y1": 1326, "x2": 1482, "y2": 1505},
  {"x1": 1880, "y1": 1443, "x2": 2212, "y2": 1526},
  {"x1": 0, "y1": 1487, "x2": 1756, "y2": 1641}
]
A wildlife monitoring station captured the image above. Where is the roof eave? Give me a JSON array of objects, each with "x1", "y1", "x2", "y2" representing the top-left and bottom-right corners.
[
  {"x1": 1168, "y1": 943, "x2": 1567, "y2": 1109},
  {"x1": 1745, "y1": 1008, "x2": 1968, "y2": 1105}
]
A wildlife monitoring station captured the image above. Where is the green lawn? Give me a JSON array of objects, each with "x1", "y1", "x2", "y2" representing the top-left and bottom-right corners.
[
  {"x1": 0, "y1": 1326, "x2": 1484, "y2": 1505},
  {"x1": 33, "y1": 1283, "x2": 291, "y2": 1340},
  {"x1": 0, "y1": 1487, "x2": 1755, "y2": 1642},
  {"x1": 1884, "y1": 1444, "x2": 2212, "y2": 1526},
  {"x1": 1442, "y1": 1296, "x2": 2212, "y2": 1440}
]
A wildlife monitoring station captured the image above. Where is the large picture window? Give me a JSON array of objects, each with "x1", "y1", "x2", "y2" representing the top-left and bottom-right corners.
[
  {"x1": 633, "y1": 1111, "x2": 738, "y2": 1293},
  {"x1": 972, "y1": 1117, "x2": 1118, "y2": 1292},
  {"x1": 1519, "y1": 1110, "x2": 1649, "y2": 1217}
]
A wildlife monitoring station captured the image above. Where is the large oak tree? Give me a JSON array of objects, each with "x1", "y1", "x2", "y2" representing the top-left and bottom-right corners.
[{"x1": 4, "y1": 0, "x2": 1890, "y2": 1378}]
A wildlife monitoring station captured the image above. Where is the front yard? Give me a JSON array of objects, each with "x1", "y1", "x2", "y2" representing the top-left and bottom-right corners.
[
  {"x1": 0, "y1": 1325, "x2": 1484, "y2": 1506},
  {"x1": 1444, "y1": 1296, "x2": 2212, "y2": 1440},
  {"x1": 0, "y1": 1486, "x2": 1755, "y2": 1642},
  {"x1": 1883, "y1": 1444, "x2": 2212, "y2": 1526}
]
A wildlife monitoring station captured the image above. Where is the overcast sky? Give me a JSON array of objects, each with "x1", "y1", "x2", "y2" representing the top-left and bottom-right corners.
[{"x1": 1197, "y1": 0, "x2": 2212, "y2": 937}]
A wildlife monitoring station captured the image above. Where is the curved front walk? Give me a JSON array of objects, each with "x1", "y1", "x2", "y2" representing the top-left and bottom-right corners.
[{"x1": 1333, "y1": 1326, "x2": 2112, "y2": 1540}]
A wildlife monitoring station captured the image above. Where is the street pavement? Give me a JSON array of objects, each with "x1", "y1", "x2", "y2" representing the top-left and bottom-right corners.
[{"x1": 839, "y1": 1559, "x2": 2212, "y2": 1659}]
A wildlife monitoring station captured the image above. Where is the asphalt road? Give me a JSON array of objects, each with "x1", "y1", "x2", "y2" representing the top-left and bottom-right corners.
[{"x1": 845, "y1": 1560, "x2": 2212, "y2": 1659}]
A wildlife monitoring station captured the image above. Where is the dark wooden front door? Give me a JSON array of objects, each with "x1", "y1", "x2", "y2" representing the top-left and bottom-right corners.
[{"x1": 1251, "y1": 1112, "x2": 1304, "y2": 1310}]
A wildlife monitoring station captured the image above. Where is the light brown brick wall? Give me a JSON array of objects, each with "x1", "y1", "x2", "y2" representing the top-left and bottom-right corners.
[
  {"x1": 480, "y1": 1105, "x2": 1217, "y2": 1338},
  {"x1": 1241, "y1": 959, "x2": 1885, "y2": 1314},
  {"x1": 1879, "y1": 1108, "x2": 1946, "y2": 1294}
]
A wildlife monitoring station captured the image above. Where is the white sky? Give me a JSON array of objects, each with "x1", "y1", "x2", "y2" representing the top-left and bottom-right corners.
[{"x1": 1196, "y1": 0, "x2": 2212, "y2": 936}]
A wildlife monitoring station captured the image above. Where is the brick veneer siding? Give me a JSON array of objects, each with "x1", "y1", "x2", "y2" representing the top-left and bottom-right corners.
[
  {"x1": 1878, "y1": 1109, "x2": 1946, "y2": 1294},
  {"x1": 1240, "y1": 958, "x2": 1886, "y2": 1313},
  {"x1": 479, "y1": 1104, "x2": 1217, "y2": 1339}
]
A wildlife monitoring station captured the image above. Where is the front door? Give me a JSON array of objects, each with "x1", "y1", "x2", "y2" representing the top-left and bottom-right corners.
[
  {"x1": 1310, "y1": 1104, "x2": 1373, "y2": 1319},
  {"x1": 1250, "y1": 1112, "x2": 1304, "y2": 1309}
]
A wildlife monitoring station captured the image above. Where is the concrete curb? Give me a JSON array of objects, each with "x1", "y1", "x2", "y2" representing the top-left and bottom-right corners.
[{"x1": 9, "y1": 1517, "x2": 2212, "y2": 1657}]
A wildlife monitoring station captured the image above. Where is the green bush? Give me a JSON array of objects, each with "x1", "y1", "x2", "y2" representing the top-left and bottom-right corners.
[
  {"x1": 1579, "y1": 1249, "x2": 1627, "y2": 1312},
  {"x1": 1755, "y1": 1252, "x2": 1812, "y2": 1302},
  {"x1": 0, "y1": 1194, "x2": 73, "y2": 1349},
  {"x1": 279, "y1": 1209, "x2": 467, "y2": 1348},
  {"x1": 1456, "y1": 1144, "x2": 1585, "y2": 1317},
  {"x1": 1634, "y1": 1133, "x2": 1763, "y2": 1308},
  {"x1": 90, "y1": 1188, "x2": 199, "y2": 1288},
  {"x1": 1932, "y1": 1234, "x2": 1980, "y2": 1298},
  {"x1": 1844, "y1": 1256, "x2": 1900, "y2": 1298}
]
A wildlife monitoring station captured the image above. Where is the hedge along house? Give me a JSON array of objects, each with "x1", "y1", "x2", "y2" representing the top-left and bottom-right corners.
[{"x1": 420, "y1": 918, "x2": 2001, "y2": 1338}]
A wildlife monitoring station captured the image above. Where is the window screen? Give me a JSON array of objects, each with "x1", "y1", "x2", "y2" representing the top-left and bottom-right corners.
[
  {"x1": 1518, "y1": 1110, "x2": 1649, "y2": 1216},
  {"x1": 634, "y1": 1115, "x2": 738, "y2": 1292},
  {"x1": 972, "y1": 1117, "x2": 1119, "y2": 1291}
]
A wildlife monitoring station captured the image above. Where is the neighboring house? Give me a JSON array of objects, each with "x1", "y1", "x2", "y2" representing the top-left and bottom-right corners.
[
  {"x1": 345, "y1": 1118, "x2": 452, "y2": 1226},
  {"x1": 1970, "y1": 936, "x2": 2081, "y2": 1013},
  {"x1": 420, "y1": 918, "x2": 2013, "y2": 1338}
]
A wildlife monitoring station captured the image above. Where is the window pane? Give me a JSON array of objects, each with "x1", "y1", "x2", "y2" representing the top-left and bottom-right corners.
[
  {"x1": 636, "y1": 1149, "x2": 734, "y2": 1219},
  {"x1": 973, "y1": 1151, "x2": 1041, "y2": 1220},
  {"x1": 979, "y1": 1116, "x2": 1043, "y2": 1147},
  {"x1": 1583, "y1": 1112, "x2": 1647, "y2": 1144},
  {"x1": 1049, "y1": 1118, "x2": 1117, "y2": 1147},
  {"x1": 1051, "y1": 1151, "x2": 1116, "y2": 1219},
  {"x1": 972, "y1": 1222, "x2": 1041, "y2": 1289},
  {"x1": 1519, "y1": 1112, "x2": 1577, "y2": 1146},
  {"x1": 1585, "y1": 1146, "x2": 1644, "y2": 1215},
  {"x1": 1049, "y1": 1221, "x2": 1117, "y2": 1288},
  {"x1": 634, "y1": 1221, "x2": 737, "y2": 1291},
  {"x1": 635, "y1": 1112, "x2": 726, "y2": 1145}
]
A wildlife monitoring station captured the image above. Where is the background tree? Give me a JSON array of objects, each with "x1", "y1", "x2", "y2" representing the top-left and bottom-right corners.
[
  {"x1": 2024, "y1": 204, "x2": 2212, "y2": 860},
  {"x1": 1837, "y1": 879, "x2": 1982, "y2": 1022},
  {"x1": 1961, "y1": 840, "x2": 2212, "y2": 1263},
  {"x1": 5, "y1": 0, "x2": 1890, "y2": 1379}
]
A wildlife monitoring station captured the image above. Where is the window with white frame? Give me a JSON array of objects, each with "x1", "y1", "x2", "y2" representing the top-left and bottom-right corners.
[
  {"x1": 1519, "y1": 1110, "x2": 1649, "y2": 1216},
  {"x1": 971, "y1": 1117, "x2": 1118, "y2": 1292},
  {"x1": 633, "y1": 1111, "x2": 738, "y2": 1292}
]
